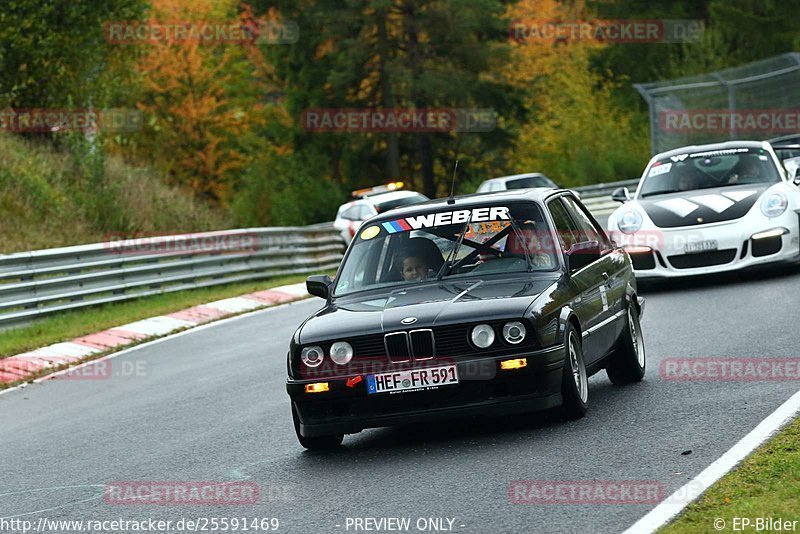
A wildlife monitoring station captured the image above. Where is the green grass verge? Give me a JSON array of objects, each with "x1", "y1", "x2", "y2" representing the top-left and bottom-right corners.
[
  {"x1": 0, "y1": 133, "x2": 231, "y2": 254},
  {"x1": 662, "y1": 415, "x2": 800, "y2": 533},
  {"x1": 0, "y1": 274, "x2": 312, "y2": 359}
]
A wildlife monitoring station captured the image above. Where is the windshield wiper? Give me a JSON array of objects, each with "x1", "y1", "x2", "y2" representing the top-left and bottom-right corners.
[
  {"x1": 640, "y1": 189, "x2": 681, "y2": 198},
  {"x1": 437, "y1": 213, "x2": 473, "y2": 280}
]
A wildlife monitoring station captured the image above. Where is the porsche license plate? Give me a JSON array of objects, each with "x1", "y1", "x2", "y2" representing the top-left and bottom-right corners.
[
  {"x1": 366, "y1": 365, "x2": 459, "y2": 395},
  {"x1": 684, "y1": 240, "x2": 718, "y2": 254}
]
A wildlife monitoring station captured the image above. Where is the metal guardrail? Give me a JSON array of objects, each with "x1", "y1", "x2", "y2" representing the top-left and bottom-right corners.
[
  {"x1": 0, "y1": 226, "x2": 346, "y2": 328},
  {"x1": 574, "y1": 178, "x2": 640, "y2": 218},
  {"x1": 0, "y1": 181, "x2": 638, "y2": 329}
]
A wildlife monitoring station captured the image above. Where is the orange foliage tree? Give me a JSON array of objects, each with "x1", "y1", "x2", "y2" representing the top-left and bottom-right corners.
[
  {"x1": 504, "y1": 0, "x2": 648, "y2": 185},
  {"x1": 133, "y1": 0, "x2": 265, "y2": 204}
]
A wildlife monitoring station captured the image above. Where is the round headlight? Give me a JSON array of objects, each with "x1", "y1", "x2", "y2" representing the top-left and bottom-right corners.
[
  {"x1": 761, "y1": 193, "x2": 787, "y2": 218},
  {"x1": 503, "y1": 321, "x2": 527, "y2": 344},
  {"x1": 471, "y1": 324, "x2": 495, "y2": 349},
  {"x1": 330, "y1": 341, "x2": 354, "y2": 365},
  {"x1": 300, "y1": 346, "x2": 324, "y2": 367},
  {"x1": 618, "y1": 210, "x2": 643, "y2": 234}
]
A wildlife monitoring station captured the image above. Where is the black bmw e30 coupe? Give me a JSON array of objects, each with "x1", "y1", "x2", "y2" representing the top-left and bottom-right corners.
[{"x1": 286, "y1": 189, "x2": 646, "y2": 449}]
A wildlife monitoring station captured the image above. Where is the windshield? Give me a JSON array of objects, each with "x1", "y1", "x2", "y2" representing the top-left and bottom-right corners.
[
  {"x1": 334, "y1": 203, "x2": 556, "y2": 296},
  {"x1": 374, "y1": 193, "x2": 430, "y2": 213},
  {"x1": 639, "y1": 147, "x2": 781, "y2": 198}
]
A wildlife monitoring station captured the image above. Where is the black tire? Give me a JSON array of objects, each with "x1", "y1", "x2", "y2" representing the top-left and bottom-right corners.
[
  {"x1": 560, "y1": 324, "x2": 588, "y2": 419},
  {"x1": 606, "y1": 302, "x2": 646, "y2": 385},
  {"x1": 292, "y1": 404, "x2": 343, "y2": 450}
]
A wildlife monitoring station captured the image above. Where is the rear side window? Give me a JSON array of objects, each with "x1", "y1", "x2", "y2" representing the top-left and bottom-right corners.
[
  {"x1": 547, "y1": 198, "x2": 582, "y2": 251},
  {"x1": 562, "y1": 196, "x2": 604, "y2": 246},
  {"x1": 343, "y1": 206, "x2": 364, "y2": 220},
  {"x1": 358, "y1": 205, "x2": 374, "y2": 219}
]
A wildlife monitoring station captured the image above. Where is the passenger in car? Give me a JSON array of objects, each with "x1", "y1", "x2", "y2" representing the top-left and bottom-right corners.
[{"x1": 676, "y1": 166, "x2": 698, "y2": 191}]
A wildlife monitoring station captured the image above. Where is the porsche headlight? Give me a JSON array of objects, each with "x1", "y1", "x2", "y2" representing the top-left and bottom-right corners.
[
  {"x1": 329, "y1": 341, "x2": 354, "y2": 365},
  {"x1": 300, "y1": 346, "x2": 324, "y2": 367},
  {"x1": 761, "y1": 193, "x2": 787, "y2": 218},
  {"x1": 502, "y1": 321, "x2": 526, "y2": 345},
  {"x1": 471, "y1": 324, "x2": 495, "y2": 349},
  {"x1": 618, "y1": 210, "x2": 643, "y2": 234}
]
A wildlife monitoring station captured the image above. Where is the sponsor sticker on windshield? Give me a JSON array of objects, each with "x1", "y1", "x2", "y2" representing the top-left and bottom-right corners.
[
  {"x1": 648, "y1": 162, "x2": 672, "y2": 177},
  {"x1": 381, "y1": 206, "x2": 510, "y2": 234},
  {"x1": 689, "y1": 148, "x2": 749, "y2": 158}
]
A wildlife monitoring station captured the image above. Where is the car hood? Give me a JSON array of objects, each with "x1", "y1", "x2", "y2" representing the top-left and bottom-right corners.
[
  {"x1": 298, "y1": 277, "x2": 557, "y2": 343},
  {"x1": 636, "y1": 184, "x2": 770, "y2": 228}
]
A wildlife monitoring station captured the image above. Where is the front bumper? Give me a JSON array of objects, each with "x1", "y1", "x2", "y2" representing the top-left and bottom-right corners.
[
  {"x1": 287, "y1": 345, "x2": 565, "y2": 437},
  {"x1": 624, "y1": 212, "x2": 800, "y2": 280}
]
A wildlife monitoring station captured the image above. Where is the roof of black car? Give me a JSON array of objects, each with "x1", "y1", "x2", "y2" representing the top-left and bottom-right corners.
[{"x1": 372, "y1": 188, "x2": 562, "y2": 219}]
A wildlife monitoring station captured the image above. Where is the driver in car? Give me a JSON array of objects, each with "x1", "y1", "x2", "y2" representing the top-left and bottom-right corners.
[
  {"x1": 507, "y1": 220, "x2": 555, "y2": 268},
  {"x1": 728, "y1": 157, "x2": 761, "y2": 184}
]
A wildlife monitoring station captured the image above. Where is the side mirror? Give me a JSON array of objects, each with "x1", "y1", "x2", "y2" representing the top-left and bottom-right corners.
[
  {"x1": 611, "y1": 187, "x2": 630, "y2": 203},
  {"x1": 782, "y1": 156, "x2": 800, "y2": 183},
  {"x1": 565, "y1": 241, "x2": 601, "y2": 273},
  {"x1": 306, "y1": 275, "x2": 332, "y2": 299}
]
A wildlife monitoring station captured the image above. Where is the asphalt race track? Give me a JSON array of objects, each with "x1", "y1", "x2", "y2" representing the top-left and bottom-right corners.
[{"x1": 1, "y1": 266, "x2": 799, "y2": 533}]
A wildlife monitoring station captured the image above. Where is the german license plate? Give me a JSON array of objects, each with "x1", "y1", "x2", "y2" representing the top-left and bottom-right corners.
[
  {"x1": 684, "y1": 239, "x2": 718, "y2": 254},
  {"x1": 366, "y1": 365, "x2": 459, "y2": 395}
]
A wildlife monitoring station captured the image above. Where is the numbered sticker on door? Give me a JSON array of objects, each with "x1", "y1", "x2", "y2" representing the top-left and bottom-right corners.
[{"x1": 599, "y1": 285, "x2": 609, "y2": 311}]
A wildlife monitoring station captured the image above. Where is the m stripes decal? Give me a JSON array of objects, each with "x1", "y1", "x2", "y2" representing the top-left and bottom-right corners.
[{"x1": 382, "y1": 220, "x2": 412, "y2": 233}]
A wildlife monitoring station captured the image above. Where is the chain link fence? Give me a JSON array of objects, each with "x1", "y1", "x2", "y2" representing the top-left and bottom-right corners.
[{"x1": 635, "y1": 52, "x2": 800, "y2": 155}]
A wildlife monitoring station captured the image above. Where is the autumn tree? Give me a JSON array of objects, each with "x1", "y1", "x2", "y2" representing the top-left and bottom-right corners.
[
  {"x1": 503, "y1": 0, "x2": 649, "y2": 185},
  {"x1": 131, "y1": 0, "x2": 266, "y2": 204}
]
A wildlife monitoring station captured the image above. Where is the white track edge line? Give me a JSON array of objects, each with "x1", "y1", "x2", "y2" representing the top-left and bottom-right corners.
[
  {"x1": 622, "y1": 387, "x2": 800, "y2": 534},
  {"x1": 0, "y1": 297, "x2": 315, "y2": 398}
]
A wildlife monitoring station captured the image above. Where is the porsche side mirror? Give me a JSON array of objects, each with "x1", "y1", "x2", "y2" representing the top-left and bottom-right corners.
[
  {"x1": 793, "y1": 173, "x2": 800, "y2": 186},
  {"x1": 611, "y1": 187, "x2": 630, "y2": 203},
  {"x1": 565, "y1": 241, "x2": 601, "y2": 273},
  {"x1": 306, "y1": 275, "x2": 332, "y2": 299}
]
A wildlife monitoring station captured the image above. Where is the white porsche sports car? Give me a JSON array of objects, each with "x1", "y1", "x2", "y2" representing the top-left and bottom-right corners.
[{"x1": 608, "y1": 140, "x2": 800, "y2": 279}]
